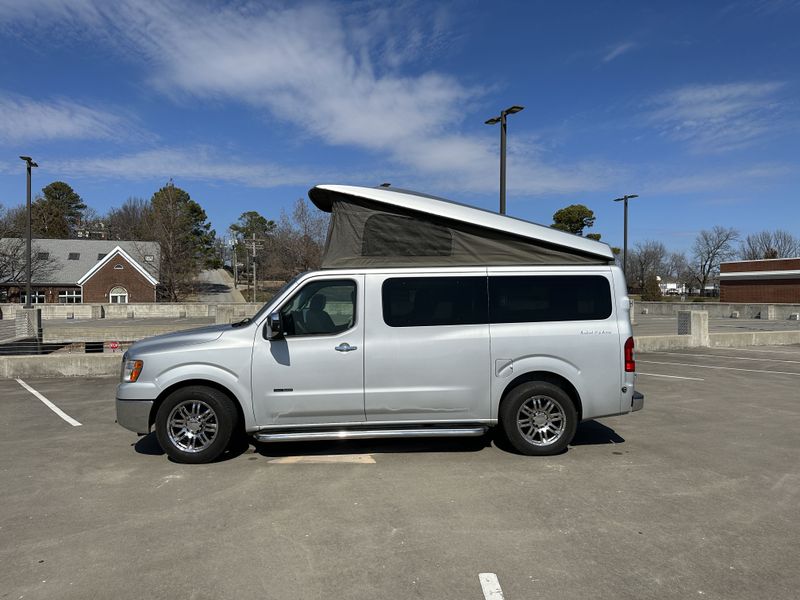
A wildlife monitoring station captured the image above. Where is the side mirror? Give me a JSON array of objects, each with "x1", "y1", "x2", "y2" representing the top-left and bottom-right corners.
[{"x1": 266, "y1": 311, "x2": 283, "y2": 340}]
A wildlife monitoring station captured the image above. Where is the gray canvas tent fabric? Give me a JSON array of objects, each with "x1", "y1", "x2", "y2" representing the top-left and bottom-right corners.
[{"x1": 317, "y1": 195, "x2": 610, "y2": 268}]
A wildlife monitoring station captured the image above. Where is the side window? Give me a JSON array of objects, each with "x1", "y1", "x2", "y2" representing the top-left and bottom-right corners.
[
  {"x1": 382, "y1": 277, "x2": 487, "y2": 327},
  {"x1": 280, "y1": 279, "x2": 356, "y2": 336},
  {"x1": 489, "y1": 275, "x2": 612, "y2": 323}
]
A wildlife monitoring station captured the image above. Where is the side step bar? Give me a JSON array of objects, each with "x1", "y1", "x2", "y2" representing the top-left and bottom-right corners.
[{"x1": 254, "y1": 426, "x2": 488, "y2": 443}]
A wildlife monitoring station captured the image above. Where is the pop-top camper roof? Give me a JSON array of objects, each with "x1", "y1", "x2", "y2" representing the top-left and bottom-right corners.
[{"x1": 308, "y1": 184, "x2": 614, "y2": 268}]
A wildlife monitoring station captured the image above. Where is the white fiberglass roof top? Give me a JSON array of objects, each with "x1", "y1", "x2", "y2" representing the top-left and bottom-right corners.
[{"x1": 309, "y1": 184, "x2": 614, "y2": 261}]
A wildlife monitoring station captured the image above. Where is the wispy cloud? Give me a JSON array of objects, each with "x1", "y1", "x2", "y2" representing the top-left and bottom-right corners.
[
  {"x1": 646, "y1": 81, "x2": 788, "y2": 152},
  {"x1": 602, "y1": 42, "x2": 636, "y2": 63},
  {"x1": 0, "y1": 92, "x2": 132, "y2": 142},
  {"x1": 0, "y1": 0, "x2": 611, "y2": 197},
  {"x1": 44, "y1": 147, "x2": 318, "y2": 189},
  {"x1": 640, "y1": 163, "x2": 795, "y2": 194}
]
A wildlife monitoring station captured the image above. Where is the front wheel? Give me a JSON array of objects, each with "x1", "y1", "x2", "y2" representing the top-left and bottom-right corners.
[
  {"x1": 155, "y1": 386, "x2": 237, "y2": 464},
  {"x1": 500, "y1": 382, "x2": 577, "y2": 456}
]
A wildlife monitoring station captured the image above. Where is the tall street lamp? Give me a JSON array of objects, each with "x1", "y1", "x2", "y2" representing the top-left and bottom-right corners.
[
  {"x1": 19, "y1": 156, "x2": 38, "y2": 309},
  {"x1": 485, "y1": 105, "x2": 524, "y2": 215},
  {"x1": 612, "y1": 193, "x2": 639, "y2": 278}
]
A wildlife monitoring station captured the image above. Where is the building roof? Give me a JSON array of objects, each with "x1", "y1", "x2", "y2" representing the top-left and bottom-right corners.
[
  {"x1": 309, "y1": 184, "x2": 615, "y2": 262},
  {"x1": 0, "y1": 238, "x2": 160, "y2": 285},
  {"x1": 77, "y1": 245, "x2": 159, "y2": 286}
]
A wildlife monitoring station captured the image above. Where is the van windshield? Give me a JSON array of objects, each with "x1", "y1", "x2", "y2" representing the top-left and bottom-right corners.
[{"x1": 245, "y1": 272, "x2": 306, "y2": 325}]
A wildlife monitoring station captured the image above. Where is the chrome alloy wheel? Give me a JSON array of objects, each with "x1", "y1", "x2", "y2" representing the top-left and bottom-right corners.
[
  {"x1": 516, "y1": 395, "x2": 566, "y2": 446},
  {"x1": 167, "y1": 400, "x2": 219, "y2": 453}
]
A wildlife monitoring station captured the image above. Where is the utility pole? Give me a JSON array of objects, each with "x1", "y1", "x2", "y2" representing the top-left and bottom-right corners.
[
  {"x1": 252, "y1": 233, "x2": 257, "y2": 303},
  {"x1": 231, "y1": 236, "x2": 238, "y2": 289},
  {"x1": 19, "y1": 156, "x2": 38, "y2": 308},
  {"x1": 612, "y1": 194, "x2": 640, "y2": 278}
]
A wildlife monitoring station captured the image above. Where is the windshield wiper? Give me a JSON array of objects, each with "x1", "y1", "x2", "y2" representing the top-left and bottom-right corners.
[{"x1": 230, "y1": 317, "x2": 252, "y2": 328}]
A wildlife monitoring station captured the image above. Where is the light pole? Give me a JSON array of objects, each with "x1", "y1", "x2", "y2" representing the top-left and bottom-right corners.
[
  {"x1": 19, "y1": 156, "x2": 38, "y2": 308},
  {"x1": 612, "y1": 194, "x2": 639, "y2": 278},
  {"x1": 485, "y1": 105, "x2": 524, "y2": 215}
]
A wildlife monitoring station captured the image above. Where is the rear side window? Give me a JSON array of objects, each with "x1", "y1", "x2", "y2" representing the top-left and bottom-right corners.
[
  {"x1": 489, "y1": 275, "x2": 612, "y2": 323},
  {"x1": 382, "y1": 277, "x2": 487, "y2": 327}
]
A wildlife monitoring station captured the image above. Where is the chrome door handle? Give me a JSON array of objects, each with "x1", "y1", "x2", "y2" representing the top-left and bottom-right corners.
[{"x1": 335, "y1": 343, "x2": 358, "y2": 352}]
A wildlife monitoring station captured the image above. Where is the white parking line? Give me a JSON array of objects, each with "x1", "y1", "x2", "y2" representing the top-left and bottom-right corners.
[
  {"x1": 16, "y1": 379, "x2": 82, "y2": 427},
  {"x1": 479, "y1": 573, "x2": 505, "y2": 600},
  {"x1": 638, "y1": 372, "x2": 705, "y2": 381},
  {"x1": 651, "y1": 351, "x2": 800, "y2": 365},
  {"x1": 638, "y1": 360, "x2": 800, "y2": 377},
  {"x1": 267, "y1": 454, "x2": 375, "y2": 464},
  {"x1": 714, "y1": 347, "x2": 800, "y2": 356}
]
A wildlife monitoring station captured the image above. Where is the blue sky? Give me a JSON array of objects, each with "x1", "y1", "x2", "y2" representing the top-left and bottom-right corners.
[{"x1": 0, "y1": 0, "x2": 798, "y2": 252}]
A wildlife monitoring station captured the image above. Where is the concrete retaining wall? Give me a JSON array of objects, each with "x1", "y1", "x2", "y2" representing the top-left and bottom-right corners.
[
  {"x1": 636, "y1": 330, "x2": 800, "y2": 352},
  {"x1": 708, "y1": 330, "x2": 800, "y2": 348},
  {"x1": 638, "y1": 301, "x2": 800, "y2": 320},
  {"x1": 0, "y1": 354, "x2": 121, "y2": 378},
  {"x1": 0, "y1": 302, "x2": 262, "y2": 321}
]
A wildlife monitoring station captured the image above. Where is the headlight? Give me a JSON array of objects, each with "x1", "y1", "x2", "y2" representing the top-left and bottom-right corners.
[{"x1": 122, "y1": 360, "x2": 144, "y2": 383}]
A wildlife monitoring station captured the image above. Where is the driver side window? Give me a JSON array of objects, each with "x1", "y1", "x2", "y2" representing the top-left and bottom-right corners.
[{"x1": 280, "y1": 279, "x2": 356, "y2": 337}]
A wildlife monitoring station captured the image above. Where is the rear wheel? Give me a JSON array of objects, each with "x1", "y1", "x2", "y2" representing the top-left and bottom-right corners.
[
  {"x1": 500, "y1": 381, "x2": 577, "y2": 455},
  {"x1": 155, "y1": 386, "x2": 237, "y2": 464}
]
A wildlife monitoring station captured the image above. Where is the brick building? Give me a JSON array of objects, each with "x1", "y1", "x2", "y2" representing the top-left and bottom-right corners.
[
  {"x1": 0, "y1": 239, "x2": 160, "y2": 303},
  {"x1": 719, "y1": 257, "x2": 800, "y2": 303}
]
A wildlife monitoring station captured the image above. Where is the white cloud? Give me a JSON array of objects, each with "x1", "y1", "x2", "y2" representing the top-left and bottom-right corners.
[
  {"x1": 45, "y1": 147, "x2": 317, "y2": 189},
  {"x1": 602, "y1": 42, "x2": 636, "y2": 63},
  {"x1": 646, "y1": 81, "x2": 788, "y2": 152},
  {"x1": 639, "y1": 163, "x2": 795, "y2": 194},
  {"x1": 0, "y1": 93, "x2": 131, "y2": 142},
  {"x1": 0, "y1": 0, "x2": 611, "y2": 196}
]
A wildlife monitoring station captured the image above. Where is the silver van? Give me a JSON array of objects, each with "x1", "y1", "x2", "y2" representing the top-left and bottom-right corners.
[{"x1": 116, "y1": 185, "x2": 643, "y2": 463}]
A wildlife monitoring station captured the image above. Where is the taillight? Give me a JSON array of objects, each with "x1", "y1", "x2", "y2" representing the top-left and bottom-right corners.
[{"x1": 624, "y1": 336, "x2": 635, "y2": 372}]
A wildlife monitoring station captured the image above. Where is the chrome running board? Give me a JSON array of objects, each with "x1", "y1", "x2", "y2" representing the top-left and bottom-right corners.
[{"x1": 254, "y1": 426, "x2": 488, "y2": 443}]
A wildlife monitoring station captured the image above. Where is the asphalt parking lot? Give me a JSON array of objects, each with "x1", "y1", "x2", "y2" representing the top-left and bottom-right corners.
[{"x1": 1, "y1": 345, "x2": 799, "y2": 599}]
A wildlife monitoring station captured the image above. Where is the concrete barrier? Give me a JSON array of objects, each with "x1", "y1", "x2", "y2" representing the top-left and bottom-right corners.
[
  {"x1": 635, "y1": 309, "x2": 800, "y2": 352},
  {"x1": 215, "y1": 304, "x2": 260, "y2": 324},
  {"x1": 636, "y1": 331, "x2": 800, "y2": 352},
  {"x1": 1, "y1": 302, "x2": 263, "y2": 321},
  {"x1": 637, "y1": 301, "x2": 800, "y2": 320},
  {"x1": 0, "y1": 354, "x2": 121, "y2": 378}
]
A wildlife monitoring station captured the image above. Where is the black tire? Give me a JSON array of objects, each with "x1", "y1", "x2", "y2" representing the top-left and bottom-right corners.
[
  {"x1": 155, "y1": 385, "x2": 238, "y2": 464},
  {"x1": 500, "y1": 381, "x2": 577, "y2": 456}
]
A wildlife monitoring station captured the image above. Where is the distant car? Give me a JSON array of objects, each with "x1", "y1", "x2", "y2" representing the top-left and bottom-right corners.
[{"x1": 665, "y1": 289, "x2": 681, "y2": 296}]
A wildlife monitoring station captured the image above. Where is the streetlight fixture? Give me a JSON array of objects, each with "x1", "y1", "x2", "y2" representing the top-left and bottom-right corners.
[
  {"x1": 19, "y1": 156, "x2": 38, "y2": 309},
  {"x1": 612, "y1": 193, "x2": 639, "y2": 278},
  {"x1": 485, "y1": 105, "x2": 524, "y2": 215}
]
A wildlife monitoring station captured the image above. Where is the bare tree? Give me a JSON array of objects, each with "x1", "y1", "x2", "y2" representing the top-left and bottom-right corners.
[
  {"x1": 0, "y1": 238, "x2": 61, "y2": 284},
  {"x1": 267, "y1": 198, "x2": 329, "y2": 278},
  {"x1": 739, "y1": 230, "x2": 800, "y2": 260},
  {"x1": 665, "y1": 251, "x2": 693, "y2": 289},
  {"x1": 692, "y1": 226, "x2": 739, "y2": 294},
  {"x1": 105, "y1": 197, "x2": 154, "y2": 241},
  {"x1": 626, "y1": 240, "x2": 667, "y2": 289}
]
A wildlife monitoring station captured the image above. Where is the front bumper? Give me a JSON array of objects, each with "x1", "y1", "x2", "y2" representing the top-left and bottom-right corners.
[
  {"x1": 116, "y1": 399, "x2": 153, "y2": 434},
  {"x1": 631, "y1": 391, "x2": 644, "y2": 412}
]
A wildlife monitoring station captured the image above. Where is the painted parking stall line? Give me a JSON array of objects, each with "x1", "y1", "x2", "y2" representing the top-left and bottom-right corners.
[
  {"x1": 651, "y1": 351, "x2": 800, "y2": 365},
  {"x1": 638, "y1": 360, "x2": 800, "y2": 377},
  {"x1": 638, "y1": 372, "x2": 705, "y2": 381},
  {"x1": 15, "y1": 379, "x2": 82, "y2": 427},
  {"x1": 268, "y1": 454, "x2": 375, "y2": 464},
  {"x1": 479, "y1": 573, "x2": 505, "y2": 599}
]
